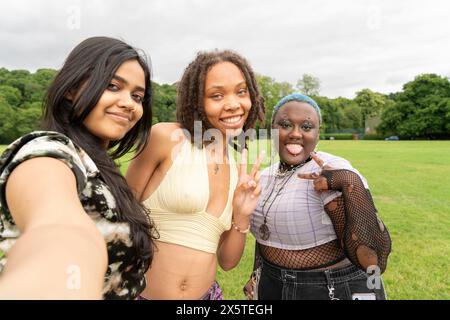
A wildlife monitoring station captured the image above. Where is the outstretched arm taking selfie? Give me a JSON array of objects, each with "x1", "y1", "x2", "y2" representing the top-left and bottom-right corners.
[{"x1": 0, "y1": 157, "x2": 107, "y2": 299}]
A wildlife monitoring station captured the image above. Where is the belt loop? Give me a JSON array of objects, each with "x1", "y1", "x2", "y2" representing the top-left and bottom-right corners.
[{"x1": 282, "y1": 270, "x2": 296, "y2": 282}]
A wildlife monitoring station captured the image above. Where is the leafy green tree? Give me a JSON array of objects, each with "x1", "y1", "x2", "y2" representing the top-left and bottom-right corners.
[
  {"x1": 378, "y1": 74, "x2": 450, "y2": 139},
  {"x1": 1, "y1": 65, "x2": 449, "y2": 143},
  {"x1": 0, "y1": 85, "x2": 22, "y2": 107},
  {"x1": 27, "y1": 69, "x2": 57, "y2": 102},
  {"x1": 354, "y1": 89, "x2": 386, "y2": 129},
  {"x1": 313, "y1": 96, "x2": 361, "y2": 133},
  {"x1": 341, "y1": 102, "x2": 363, "y2": 131},
  {"x1": 0, "y1": 68, "x2": 52, "y2": 143},
  {"x1": 152, "y1": 82, "x2": 177, "y2": 124},
  {"x1": 2, "y1": 70, "x2": 31, "y2": 99},
  {"x1": 313, "y1": 96, "x2": 333, "y2": 132},
  {"x1": 15, "y1": 106, "x2": 42, "y2": 135},
  {"x1": 296, "y1": 74, "x2": 320, "y2": 96},
  {"x1": 0, "y1": 67, "x2": 9, "y2": 83},
  {"x1": 0, "y1": 96, "x2": 17, "y2": 143},
  {"x1": 256, "y1": 75, "x2": 294, "y2": 130}
]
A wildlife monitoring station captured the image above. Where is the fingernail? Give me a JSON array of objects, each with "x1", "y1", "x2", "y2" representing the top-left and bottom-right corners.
[{"x1": 250, "y1": 195, "x2": 255, "y2": 199}]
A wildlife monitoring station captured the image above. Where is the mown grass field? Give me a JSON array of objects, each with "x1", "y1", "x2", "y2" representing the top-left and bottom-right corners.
[{"x1": 1, "y1": 140, "x2": 449, "y2": 300}]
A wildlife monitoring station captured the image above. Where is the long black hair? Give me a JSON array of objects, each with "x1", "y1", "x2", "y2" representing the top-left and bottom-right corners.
[{"x1": 42, "y1": 36, "x2": 156, "y2": 273}]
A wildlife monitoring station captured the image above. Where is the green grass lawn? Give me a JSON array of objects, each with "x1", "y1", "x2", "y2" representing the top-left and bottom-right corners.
[{"x1": 2, "y1": 140, "x2": 449, "y2": 300}]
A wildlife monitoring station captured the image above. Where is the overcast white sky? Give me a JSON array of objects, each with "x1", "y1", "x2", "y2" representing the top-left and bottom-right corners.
[{"x1": 1, "y1": 0, "x2": 449, "y2": 98}]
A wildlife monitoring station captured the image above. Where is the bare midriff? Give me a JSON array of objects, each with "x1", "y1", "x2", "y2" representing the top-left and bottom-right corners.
[{"x1": 140, "y1": 241, "x2": 218, "y2": 300}]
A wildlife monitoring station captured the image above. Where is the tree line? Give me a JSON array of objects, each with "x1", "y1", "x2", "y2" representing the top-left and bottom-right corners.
[{"x1": 1, "y1": 67, "x2": 449, "y2": 144}]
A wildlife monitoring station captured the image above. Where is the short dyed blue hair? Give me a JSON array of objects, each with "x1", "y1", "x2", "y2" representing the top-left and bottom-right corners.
[{"x1": 271, "y1": 93, "x2": 322, "y2": 125}]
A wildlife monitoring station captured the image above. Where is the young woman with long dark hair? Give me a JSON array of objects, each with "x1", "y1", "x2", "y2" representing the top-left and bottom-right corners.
[{"x1": 0, "y1": 36, "x2": 157, "y2": 299}]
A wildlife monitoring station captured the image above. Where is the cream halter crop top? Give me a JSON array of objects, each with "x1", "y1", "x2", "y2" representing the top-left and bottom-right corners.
[{"x1": 143, "y1": 139, "x2": 239, "y2": 254}]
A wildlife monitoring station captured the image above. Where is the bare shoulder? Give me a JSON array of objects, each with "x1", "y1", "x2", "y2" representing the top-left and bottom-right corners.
[
  {"x1": 7, "y1": 157, "x2": 77, "y2": 194},
  {"x1": 126, "y1": 122, "x2": 188, "y2": 200},
  {"x1": 151, "y1": 122, "x2": 185, "y2": 142},
  {"x1": 141, "y1": 122, "x2": 187, "y2": 158},
  {"x1": 152, "y1": 122, "x2": 183, "y2": 131}
]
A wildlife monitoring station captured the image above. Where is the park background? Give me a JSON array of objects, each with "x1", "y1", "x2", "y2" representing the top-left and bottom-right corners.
[{"x1": 0, "y1": 0, "x2": 449, "y2": 299}]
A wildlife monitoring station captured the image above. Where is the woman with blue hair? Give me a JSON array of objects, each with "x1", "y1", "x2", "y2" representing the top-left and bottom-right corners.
[{"x1": 244, "y1": 93, "x2": 391, "y2": 300}]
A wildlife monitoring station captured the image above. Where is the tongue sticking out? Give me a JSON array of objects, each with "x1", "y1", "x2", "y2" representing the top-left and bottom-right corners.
[{"x1": 286, "y1": 144, "x2": 303, "y2": 156}]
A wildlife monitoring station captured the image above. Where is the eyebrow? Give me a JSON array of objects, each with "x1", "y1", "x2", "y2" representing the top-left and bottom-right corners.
[
  {"x1": 112, "y1": 75, "x2": 145, "y2": 92},
  {"x1": 278, "y1": 117, "x2": 316, "y2": 124},
  {"x1": 205, "y1": 81, "x2": 247, "y2": 91}
]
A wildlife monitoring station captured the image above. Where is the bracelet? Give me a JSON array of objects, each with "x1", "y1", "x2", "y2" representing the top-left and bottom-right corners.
[{"x1": 231, "y1": 220, "x2": 250, "y2": 234}]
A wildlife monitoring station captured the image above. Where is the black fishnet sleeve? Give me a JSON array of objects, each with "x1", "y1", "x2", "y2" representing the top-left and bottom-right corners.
[{"x1": 322, "y1": 169, "x2": 392, "y2": 273}]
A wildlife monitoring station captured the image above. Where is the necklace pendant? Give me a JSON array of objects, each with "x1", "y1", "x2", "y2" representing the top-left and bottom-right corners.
[{"x1": 259, "y1": 223, "x2": 270, "y2": 241}]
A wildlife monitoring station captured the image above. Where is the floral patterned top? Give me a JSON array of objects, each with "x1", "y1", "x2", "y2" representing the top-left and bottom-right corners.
[{"x1": 0, "y1": 131, "x2": 147, "y2": 299}]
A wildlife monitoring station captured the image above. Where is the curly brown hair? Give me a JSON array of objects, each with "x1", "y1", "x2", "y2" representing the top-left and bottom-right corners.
[{"x1": 176, "y1": 49, "x2": 265, "y2": 148}]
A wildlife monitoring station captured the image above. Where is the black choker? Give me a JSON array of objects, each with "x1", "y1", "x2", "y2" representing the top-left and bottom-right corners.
[{"x1": 278, "y1": 156, "x2": 312, "y2": 173}]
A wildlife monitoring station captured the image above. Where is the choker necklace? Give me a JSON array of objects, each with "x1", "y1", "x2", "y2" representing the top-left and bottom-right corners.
[
  {"x1": 282, "y1": 156, "x2": 312, "y2": 170},
  {"x1": 259, "y1": 156, "x2": 312, "y2": 241},
  {"x1": 276, "y1": 157, "x2": 311, "y2": 177}
]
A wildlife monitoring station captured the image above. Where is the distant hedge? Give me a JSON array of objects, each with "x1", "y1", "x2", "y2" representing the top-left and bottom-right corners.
[
  {"x1": 320, "y1": 133, "x2": 354, "y2": 140},
  {"x1": 363, "y1": 134, "x2": 384, "y2": 140}
]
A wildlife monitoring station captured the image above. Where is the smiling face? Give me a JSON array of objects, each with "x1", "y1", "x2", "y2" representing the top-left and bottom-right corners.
[
  {"x1": 82, "y1": 59, "x2": 145, "y2": 147},
  {"x1": 273, "y1": 101, "x2": 320, "y2": 165},
  {"x1": 203, "y1": 61, "x2": 252, "y2": 138}
]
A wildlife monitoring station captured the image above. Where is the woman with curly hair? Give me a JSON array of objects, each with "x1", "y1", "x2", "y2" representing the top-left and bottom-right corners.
[{"x1": 126, "y1": 50, "x2": 265, "y2": 300}]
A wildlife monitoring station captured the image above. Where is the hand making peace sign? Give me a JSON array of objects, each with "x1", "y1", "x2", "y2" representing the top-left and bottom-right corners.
[{"x1": 232, "y1": 149, "x2": 265, "y2": 217}]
